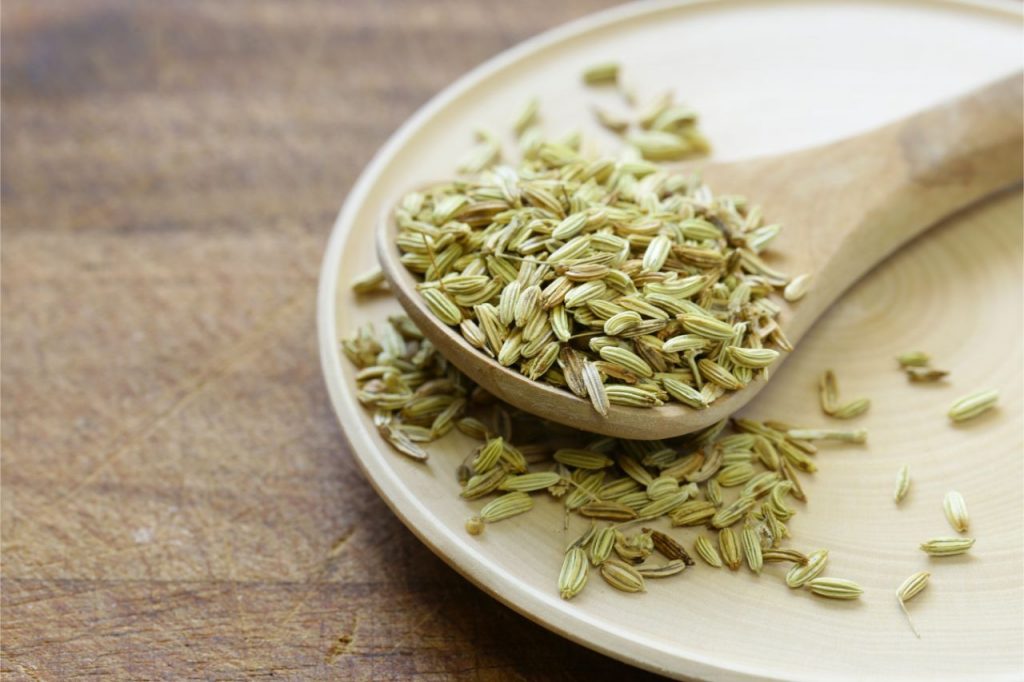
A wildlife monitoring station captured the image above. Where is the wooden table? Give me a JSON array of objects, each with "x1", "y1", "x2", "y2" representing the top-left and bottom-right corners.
[{"x1": 1, "y1": 1, "x2": 671, "y2": 678}]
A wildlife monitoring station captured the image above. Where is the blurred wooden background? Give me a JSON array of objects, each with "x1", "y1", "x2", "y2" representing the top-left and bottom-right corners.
[{"x1": 0, "y1": 1, "x2": 679, "y2": 679}]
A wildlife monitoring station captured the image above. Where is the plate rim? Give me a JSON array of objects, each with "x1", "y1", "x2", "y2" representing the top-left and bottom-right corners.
[{"x1": 316, "y1": 1, "x2": 1022, "y2": 679}]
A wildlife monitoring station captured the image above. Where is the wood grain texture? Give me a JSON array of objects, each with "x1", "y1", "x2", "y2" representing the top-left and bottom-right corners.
[{"x1": 0, "y1": 1, "x2": 672, "y2": 680}]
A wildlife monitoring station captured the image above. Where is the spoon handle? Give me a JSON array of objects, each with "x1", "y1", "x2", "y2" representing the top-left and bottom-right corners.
[
  {"x1": 896, "y1": 70, "x2": 1022, "y2": 218},
  {"x1": 750, "y1": 72, "x2": 1023, "y2": 341}
]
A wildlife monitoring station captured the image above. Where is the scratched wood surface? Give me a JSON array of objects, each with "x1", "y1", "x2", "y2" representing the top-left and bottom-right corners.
[{"x1": 0, "y1": 1, "x2": 680, "y2": 679}]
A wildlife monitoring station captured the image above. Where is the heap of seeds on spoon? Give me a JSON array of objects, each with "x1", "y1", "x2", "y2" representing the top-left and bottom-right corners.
[
  {"x1": 391, "y1": 74, "x2": 793, "y2": 416},
  {"x1": 346, "y1": 64, "x2": 991, "y2": 623}
]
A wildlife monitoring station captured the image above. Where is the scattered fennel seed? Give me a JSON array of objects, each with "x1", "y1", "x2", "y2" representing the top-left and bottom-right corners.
[
  {"x1": 905, "y1": 367, "x2": 949, "y2": 382},
  {"x1": 783, "y1": 272, "x2": 812, "y2": 301},
  {"x1": 948, "y1": 389, "x2": 998, "y2": 422},
  {"x1": 920, "y1": 537, "x2": 975, "y2": 557},
  {"x1": 807, "y1": 577, "x2": 863, "y2": 600},
  {"x1": 582, "y1": 62, "x2": 619, "y2": 85},
  {"x1": 897, "y1": 351, "x2": 930, "y2": 367},
  {"x1": 787, "y1": 428, "x2": 867, "y2": 444},
  {"x1": 351, "y1": 267, "x2": 388, "y2": 294},
  {"x1": 897, "y1": 570, "x2": 930, "y2": 638},
  {"x1": 942, "y1": 491, "x2": 969, "y2": 533},
  {"x1": 894, "y1": 465, "x2": 910, "y2": 504}
]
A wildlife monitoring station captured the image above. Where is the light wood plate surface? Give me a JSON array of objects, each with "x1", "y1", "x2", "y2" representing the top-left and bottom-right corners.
[{"x1": 318, "y1": 1, "x2": 1023, "y2": 679}]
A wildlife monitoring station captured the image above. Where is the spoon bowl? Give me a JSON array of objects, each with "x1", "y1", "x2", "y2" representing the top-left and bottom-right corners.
[{"x1": 377, "y1": 73, "x2": 1022, "y2": 439}]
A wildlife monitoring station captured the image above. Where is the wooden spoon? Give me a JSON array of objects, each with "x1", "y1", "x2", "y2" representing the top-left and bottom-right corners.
[{"x1": 377, "y1": 73, "x2": 1022, "y2": 440}]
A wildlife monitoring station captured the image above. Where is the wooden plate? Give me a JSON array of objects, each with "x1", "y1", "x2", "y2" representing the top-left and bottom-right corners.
[{"x1": 317, "y1": 2, "x2": 1023, "y2": 679}]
